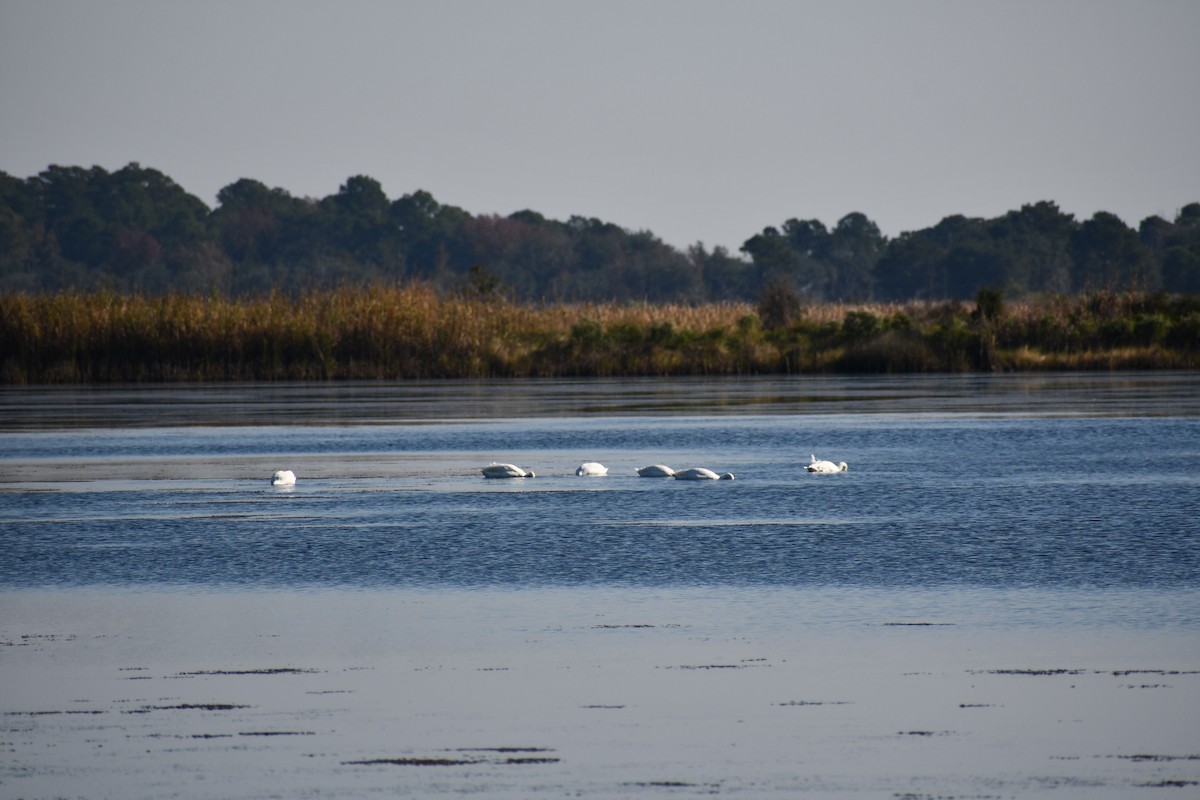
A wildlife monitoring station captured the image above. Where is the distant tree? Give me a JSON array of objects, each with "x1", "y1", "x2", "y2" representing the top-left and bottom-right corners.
[
  {"x1": 824, "y1": 213, "x2": 884, "y2": 299},
  {"x1": 1162, "y1": 247, "x2": 1200, "y2": 293},
  {"x1": 629, "y1": 230, "x2": 704, "y2": 303},
  {"x1": 389, "y1": 189, "x2": 471, "y2": 280},
  {"x1": 1071, "y1": 212, "x2": 1158, "y2": 291},
  {"x1": 1139, "y1": 214, "x2": 1174, "y2": 252},
  {"x1": 742, "y1": 219, "x2": 843, "y2": 299},
  {"x1": 782, "y1": 218, "x2": 829, "y2": 258},
  {"x1": 1177, "y1": 203, "x2": 1200, "y2": 228},
  {"x1": 2, "y1": 162, "x2": 1197, "y2": 302},
  {"x1": 171, "y1": 240, "x2": 233, "y2": 295},
  {"x1": 0, "y1": 173, "x2": 35, "y2": 285},
  {"x1": 214, "y1": 179, "x2": 285, "y2": 263},
  {"x1": 989, "y1": 202, "x2": 1075, "y2": 295},
  {"x1": 874, "y1": 229, "x2": 949, "y2": 301},
  {"x1": 19, "y1": 163, "x2": 208, "y2": 290},
  {"x1": 690, "y1": 243, "x2": 756, "y2": 301},
  {"x1": 1137, "y1": 205, "x2": 1200, "y2": 293},
  {"x1": 741, "y1": 226, "x2": 802, "y2": 296},
  {"x1": 107, "y1": 163, "x2": 208, "y2": 251},
  {"x1": 32, "y1": 164, "x2": 109, "y2": 267},
  {"x1": 110, "y1": 225, "x2": 163, "y2": 278},
  {"x1": 462, "y1": 213, "x2": 572, "y2": 299},
  {"x1": 1158, "y1": 204, "x2": 1200, "y2": 293},
  {"x1": 943, "y1": 244, "x2": 1008, "y2": 299},
  {"x1": 322, "y1": 175, "x2": 392, "y2": 268},
  {"x1": 924, "y1": 216, "x2": 990, "y2": 298},
  {"x1": 212, "y1": 178, "x2": 326, "y2": 293}
]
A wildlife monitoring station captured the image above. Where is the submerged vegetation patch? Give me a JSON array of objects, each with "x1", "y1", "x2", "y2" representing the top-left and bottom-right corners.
[
  {"x1": 176, "y1": 668, "x2": 320, "y2": 676},
  {"x1": 4, "y1": 288, "x2": 1195, "y2": 383},
  {"x1": 125, "y1": 703, "x2": 251, "y2": 714},
  {"x1": 343, "y1": 747, "x2": 560, "y2": 767},
  {"x1": 344, "y1": 757, "x2": 481, "y2": 767}
]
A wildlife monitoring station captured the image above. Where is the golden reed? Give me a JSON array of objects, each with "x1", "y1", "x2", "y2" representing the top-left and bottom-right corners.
[{"x1": 1, "y1": 287, "x2": 1196, "y2": 383}]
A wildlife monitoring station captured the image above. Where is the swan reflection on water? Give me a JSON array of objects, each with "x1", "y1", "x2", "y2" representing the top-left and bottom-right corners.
[{"x1": 479, "y1": 462, "x2": 735, "y2": 480}]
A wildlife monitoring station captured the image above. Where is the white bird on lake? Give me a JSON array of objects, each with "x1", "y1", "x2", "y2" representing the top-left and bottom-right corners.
[
  {"x1": 271, "y1": 469, "x2": 296, "y2": 486},
  {"x1": 576, "y1": 462, "x2": 608, "y2": 476},
  {"x1": 482, "y1": 462, "x2": 536, "y2": 479},
  {"x1": 636, "y1": 464, "x2": 675, "y2": 477},
  {"x1": 673, "y1": 467, "x2": 735, "y2": 481},
  {"x1": 806, "y1": 455, "x2": 848, "y2": 473}
]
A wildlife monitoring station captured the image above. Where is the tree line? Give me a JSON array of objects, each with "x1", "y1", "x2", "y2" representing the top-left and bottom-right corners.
[{"x1": 2, "y1": 163, "x2": 1197, "y2": 303}]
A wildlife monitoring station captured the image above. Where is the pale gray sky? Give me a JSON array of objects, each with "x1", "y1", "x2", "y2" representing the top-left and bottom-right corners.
[{"x1": 2, "y1": 0, "x2": 1197, "y2": 252}]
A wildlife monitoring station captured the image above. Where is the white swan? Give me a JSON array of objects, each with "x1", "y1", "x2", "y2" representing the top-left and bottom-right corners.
[
  {"x1": 673, "y1": 467, "x2": 735, "y2": 481},
  {"x1": 636, "y1": 464, "x2": 675, "y2": 477},
  {"x1": 576, "y1": 462, "x2": 608, "y2": 476},
  {"x1": 271, "y1": 469, "x2": 296, "y2": 486},
  {"x1": 806, "y1": 455, "x2": 848, "y2": 473},
  {"x1": 482, "y1": 462, "x2": 536, "y2": 479}
]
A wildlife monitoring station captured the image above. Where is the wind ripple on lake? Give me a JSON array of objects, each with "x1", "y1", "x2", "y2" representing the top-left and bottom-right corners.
[
  {"x1": 2, "y1": 379, "x2": 1199, "y2": 592},
  {"x1": 2, "y1": 463, "x2": 1197, "y2": 589}
]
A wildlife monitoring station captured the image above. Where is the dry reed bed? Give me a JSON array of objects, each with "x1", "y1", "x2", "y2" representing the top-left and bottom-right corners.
[{"x1": 1, "y1": 288, "x2": 1197, "y2": 383}]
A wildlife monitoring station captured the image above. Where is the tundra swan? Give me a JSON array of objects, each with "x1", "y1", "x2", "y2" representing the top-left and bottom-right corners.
[
  {"x1": 576, "y1": 462, "x2": 608, "y2": 476},
  {"x1": 806, "y1": 455, "x2": 848, "y2": 473},
  {"x1": 636, "y1": 464, "x2": 675, "y2": 477},
  {"x1": 271, "y1": 469, "x2": 296, "y2": 486},
  {"x1": 673, "y1": 467, "x2": 735, "y2": 481},
  {"x1": 482, "y1": 462, "x2": 536, "y2": 479}
]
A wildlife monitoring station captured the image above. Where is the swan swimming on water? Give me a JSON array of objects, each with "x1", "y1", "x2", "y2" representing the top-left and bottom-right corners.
[
  {"x1": 576, "y1": 462, "x2": 608, "y2": 476},
  {"x1": 482, "y1": 462, "x2": 536, "y2": 479},
  {"x1": 636, "y1": 464, "x2": 675, "y2": 477},
  {"x1": 806, "y1": 455, "x2": 848, "y2": 473},
  {"x1": 673, "y1": 467, "x2": 735, "y2": 481},
  {"x1": 271, "y1": 469, "x2": 296, "y2": 486}
]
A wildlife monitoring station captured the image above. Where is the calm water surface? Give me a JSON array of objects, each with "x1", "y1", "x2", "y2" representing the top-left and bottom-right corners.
[
  {"x1": 2, "y1": 374, "x2": 1199, "y2": 799},
  {"x1": 1, "y1": 373, "x2": 1198, "y2": 597}
]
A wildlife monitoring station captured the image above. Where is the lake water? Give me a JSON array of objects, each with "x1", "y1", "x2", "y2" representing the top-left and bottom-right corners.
[{"x1": 2, "y1": 373, "x2": 1198, "y2": 798}]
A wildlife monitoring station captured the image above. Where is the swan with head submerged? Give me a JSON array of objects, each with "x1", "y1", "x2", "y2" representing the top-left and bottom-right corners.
[
  {"x1": 271, "y1": 469, "x2": 296, "y2": 486},
  {"x1": 576, "y1": 462, "x2": 608, "y2": 476},
  {"x1": 636, "y1": 464, "x2": 675, "y2": 477},
  {"x1": 673, "y1": 467, "x2": 735, "y2": 481},
  {"x1": 482, "y1": 462, "x2": 536, "y2": 479},
  {"x1": 806, "y1": 455, "x2": 848, "y2": 473}
]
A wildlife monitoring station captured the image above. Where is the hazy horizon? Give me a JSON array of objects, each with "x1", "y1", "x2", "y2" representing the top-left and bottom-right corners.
[{"x1": 3, "y1": 0, "x2": 1198, "y2": 251}]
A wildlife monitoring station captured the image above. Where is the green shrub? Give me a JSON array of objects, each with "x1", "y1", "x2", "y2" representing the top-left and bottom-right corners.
[
  {"x1": 1166, "y1": 312, "x2": 1200, "y2": 350},
  {"x1": 756, "y1": 278, "x2": 804, "y2": 330},
  {"x1": 974, "y1": 287, "x2": 1004, "y2": 322},
  {"x1": 841, "y1": 310, "x2": 880, "y2": 344},
  {"x1": 1132, "y1": 313, "x2": 1170, "y2": 346}
]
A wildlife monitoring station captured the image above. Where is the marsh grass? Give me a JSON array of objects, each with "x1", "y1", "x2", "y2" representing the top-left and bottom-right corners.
[{"x1": 1, "y1": 287, "x2": 1196, "y2": 383}]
